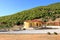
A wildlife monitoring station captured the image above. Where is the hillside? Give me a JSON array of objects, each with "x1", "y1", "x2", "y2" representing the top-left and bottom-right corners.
[{"x1": 0, "y1": 2, "x2": 60, "y2": 28}]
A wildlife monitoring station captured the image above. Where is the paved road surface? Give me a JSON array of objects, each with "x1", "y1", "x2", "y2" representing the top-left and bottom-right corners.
[
  {"x1": 0, "y1": 29, "x2": 60, "y2": 34},
  {"x1": 0, "y1": 26, "x2": 60, "y2": 34}
]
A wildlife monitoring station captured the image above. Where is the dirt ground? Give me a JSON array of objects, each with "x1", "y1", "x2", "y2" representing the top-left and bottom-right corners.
[{"x1": 0, "y1": 34, "x2": 60, "y2": 40}]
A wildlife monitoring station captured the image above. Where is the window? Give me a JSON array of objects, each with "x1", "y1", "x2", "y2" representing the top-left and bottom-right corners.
[{"x1": 36, "y1": 23, "x2": 38, "y2": 26}]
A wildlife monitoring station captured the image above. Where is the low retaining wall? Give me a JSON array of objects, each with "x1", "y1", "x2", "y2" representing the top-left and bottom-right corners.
[{"x1": 0, "y1": 34, "x2": 60, "y2": 40}]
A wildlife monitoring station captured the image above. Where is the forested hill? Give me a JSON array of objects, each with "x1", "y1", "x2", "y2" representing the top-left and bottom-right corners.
[{"x1": 0, "y1": 2, "x2": 60, "y2": 28}]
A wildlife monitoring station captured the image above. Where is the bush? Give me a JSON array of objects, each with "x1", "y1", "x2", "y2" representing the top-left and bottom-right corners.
[
  {"x1": 23, "y1": 28, "x2": 26, "y2": 30},
  {"x1": 42, "y1": 18, "x2": 48, "y2": 22},
  {"x1": 47, "y1": 32, "x2": 51, "y2": 35},
  {"x1": 54, "y1": 32, "x2": 58, "y2": 35},
  {"x1": 16, "y1": 21, "x2": 20, "y2": 25},
  {"x1": 51, "y1": 16, "x2": 56, "y2": 21}
]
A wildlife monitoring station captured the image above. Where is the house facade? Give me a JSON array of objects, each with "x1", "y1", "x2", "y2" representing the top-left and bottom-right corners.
[{"x1": 23, "y1": 19, "x2": 45, "y2": 29}]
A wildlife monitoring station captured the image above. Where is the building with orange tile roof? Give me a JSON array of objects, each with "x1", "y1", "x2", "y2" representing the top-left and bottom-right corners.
[{"x1": 23, "y1": 19, "x2": 45, "y2": 29}]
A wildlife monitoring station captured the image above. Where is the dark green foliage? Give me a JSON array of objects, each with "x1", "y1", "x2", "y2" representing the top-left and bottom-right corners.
[
  {"x1": 47, "y1": 32, "x2": 51, "y2": 35},
  {"x1": 54, "y1": 32, "x2": 58, "y2": 35},
  {"x1": 0, "y1": 2, "x2": 60, "y2": 28},
  {"x1": 51, "y1": 16, "x2": 56, "y2": 21},
  {"x1": 23, "y1": 28, "x2": 26, "y2": 30},
  {"x1": 16, "y1": 21, "x2": 20, "y2": 25}
]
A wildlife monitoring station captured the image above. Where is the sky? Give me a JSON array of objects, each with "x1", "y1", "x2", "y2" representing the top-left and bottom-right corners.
[{"x1": 0, "y1": 0, "x2": 60, "y2": 16}]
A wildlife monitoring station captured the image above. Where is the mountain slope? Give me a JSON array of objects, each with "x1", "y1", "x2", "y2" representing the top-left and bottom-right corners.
[{"x1": 0, "y1": 2, "x2": 60, "y2": 28}]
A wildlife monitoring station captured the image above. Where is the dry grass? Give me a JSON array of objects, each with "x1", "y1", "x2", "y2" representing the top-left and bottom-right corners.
[{"x1": 0, "y1": 34, "x2": 60, "y2": 40}]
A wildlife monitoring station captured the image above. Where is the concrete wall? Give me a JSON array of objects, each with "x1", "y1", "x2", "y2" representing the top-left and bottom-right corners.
[{"x1": 47, "y1": 26, "x2": 60, "y2": 28}]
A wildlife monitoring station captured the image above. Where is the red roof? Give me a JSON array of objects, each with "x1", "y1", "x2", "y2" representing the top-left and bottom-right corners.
[{"x1": 25, "y1": 19, "x2": 45, "y2": 24}]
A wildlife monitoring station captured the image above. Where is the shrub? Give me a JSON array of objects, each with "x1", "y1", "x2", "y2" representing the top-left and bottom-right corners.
[
  {"x1": 54, "y1": 32, "x2": 58, "y2": 35},
  {"x1": 23, "y1": 28, "x2": 26, "y2": 30},
  {"x1": 47, "y1": 32, "x2": 51, "y2": 35},
  {"x1": 16, "y1": 21, "x2": 20, "y2": 25}
]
